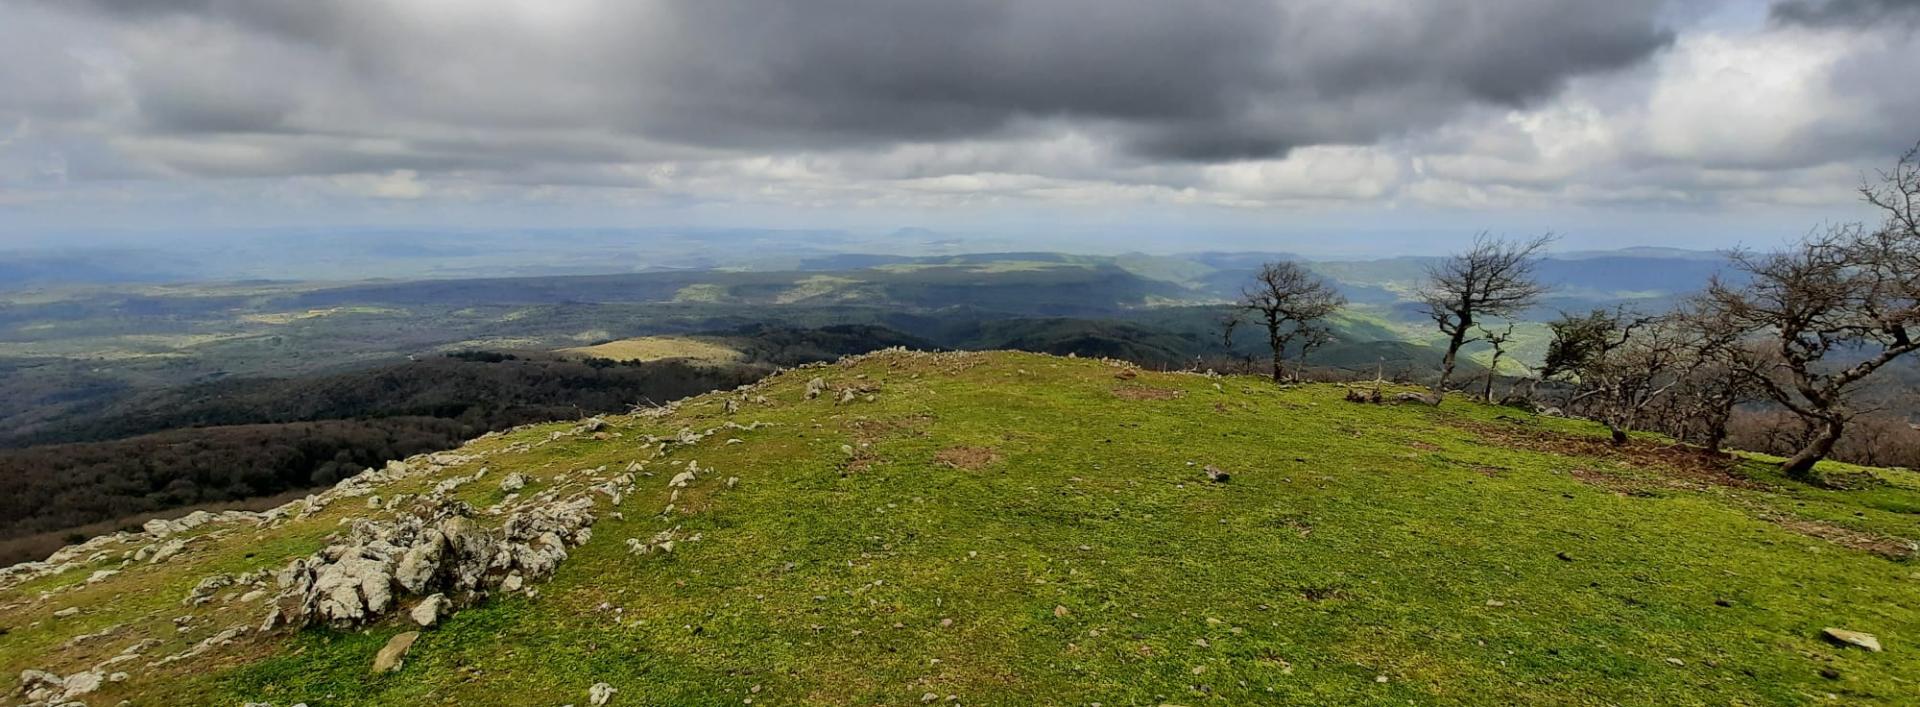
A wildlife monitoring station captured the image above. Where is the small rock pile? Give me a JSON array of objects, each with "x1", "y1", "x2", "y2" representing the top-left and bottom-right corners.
[{"x1": 261, "y1": 495, "x2": 597, "y2": 629}]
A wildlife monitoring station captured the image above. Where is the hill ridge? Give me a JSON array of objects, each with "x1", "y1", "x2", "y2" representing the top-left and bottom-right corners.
[{"x1": 3, "y1": 350, "x2": 1917, "y2": 705}]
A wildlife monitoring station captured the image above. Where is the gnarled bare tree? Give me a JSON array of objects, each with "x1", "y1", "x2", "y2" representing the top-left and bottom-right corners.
[
  {"x1": 1653, "y1": 297, "x2": 1763, "y2": 454},
  {"x1": 1566, "y1": 312, "x2": 1687, "y2": 446},
  {"x1": 1705, "y1": 143, "x2": 1920, "y2": 478},
  {"x1": 1420, "y1": 233, "x2": 1555, "y2": 396},
  {"x1": 1241, "y1": 261, "x2": 1346, "y2": 383}
]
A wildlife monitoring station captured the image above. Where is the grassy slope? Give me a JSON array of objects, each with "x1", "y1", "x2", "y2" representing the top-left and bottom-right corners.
[{"x1": 3, "y1": 351, "x2": 1916, "y2": 706}]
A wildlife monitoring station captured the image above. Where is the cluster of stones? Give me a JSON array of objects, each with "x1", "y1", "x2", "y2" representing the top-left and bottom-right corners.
[{"x1": 260, "y1": 493, "x2": 600, "y2": 630}]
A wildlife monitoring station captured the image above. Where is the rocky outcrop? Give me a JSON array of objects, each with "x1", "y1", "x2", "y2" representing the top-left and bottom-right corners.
[{"x1": 263, "y1": 493, "x2": 601, "y2": 629}]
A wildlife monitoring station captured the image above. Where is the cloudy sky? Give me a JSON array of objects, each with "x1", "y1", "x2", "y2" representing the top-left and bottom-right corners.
[{"x1": 1, "y1": 0, "x2": 1916, "y2": 253}]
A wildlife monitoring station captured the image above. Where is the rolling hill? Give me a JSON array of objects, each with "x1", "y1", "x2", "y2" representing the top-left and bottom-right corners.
[{"x1": 3, "y1": 351, "x2": 1914, "y2": 705}]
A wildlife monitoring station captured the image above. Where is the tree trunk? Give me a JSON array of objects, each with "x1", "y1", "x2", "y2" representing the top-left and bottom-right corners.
[
  {"x1": 1703, "y1": 406, "x2": 1730, "y2": 455},
  {"x1": 1781, "y1": 417, "x2": 1844, "y2": 479},
  {"x1": 1432, "y1": 327, "x2": 1468, "y2": 396},
  {"x1": 1704, "y1": 425, "x2": 1727, "y2": 455},
  {"x1": 1266, "y1": 325, "x2": 1285, "y2": 383}
]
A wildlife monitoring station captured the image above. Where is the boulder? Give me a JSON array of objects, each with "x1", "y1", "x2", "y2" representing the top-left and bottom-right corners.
[
  {"x1": 146, "y1": 537, "x2": 189, "y2": 564},
  {"x1": 372, "y1": 631, "x2": 420, "y2": 673},
  {"x1": 410, "y1": 594, "x2": 449, "y2": 627},
  {"x1": 60, "y1": 670, "x2": 103, "y2": 700},
  {"x1": 394, "y1": 531, "x2": 446, "y2": 593},
  {"x1": 19, "y1": 670, "x2": 64, "y2": 703},
  {"x1": 1823, "y1": 628, "x2": 1883, "y2": 652},
  {"x1": 590, "y1": 682, "x2": 617, "y2": 705},
  {"x1": 1392, "y1": 392, "x2": 1441, "y2": 406}
]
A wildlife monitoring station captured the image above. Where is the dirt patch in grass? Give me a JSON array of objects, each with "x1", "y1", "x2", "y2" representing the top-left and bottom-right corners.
[
  {"x1": 1754, "y1": 510, "x2": 1917, "y2": 560},
  {"x1": 934, "y1": 446, "x2": 1003, "y2": 470},
  {"x1": 1465, "y1": 420, "x2": 1759, "y2": 492},
  {"x1": 1113, "y1": 385, "x2": 1184, "y2": 401}
]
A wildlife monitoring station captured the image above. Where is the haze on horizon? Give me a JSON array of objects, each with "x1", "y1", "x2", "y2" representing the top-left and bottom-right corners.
[{"x1": 2, "y1": 0, "x2": 1918, "y2": 257}]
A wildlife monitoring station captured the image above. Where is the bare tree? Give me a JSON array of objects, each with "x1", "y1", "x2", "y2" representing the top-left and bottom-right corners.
[
  {"x1": 1658, "y1": 298, "x2": 1762, "y2": 454},
  {"x1": 1240, "y1": 261, "x2": 1346, "y2": 383},
  {"x1": 1421, "y1": 233, "x2": 1555, "y2": 396},
  {"x1": 1217, "y1": 308, "x2": 1243, "y2": 353},
  {"x1": 1566, "y1": 313, "x2": 1687, "y2": 446},
  {"x1": 1705, "y1": 144, "x2": 1920, "y2": 479},
  {"x1": 1476, "y1": 322, "x2": 1516, "y2": 403}
]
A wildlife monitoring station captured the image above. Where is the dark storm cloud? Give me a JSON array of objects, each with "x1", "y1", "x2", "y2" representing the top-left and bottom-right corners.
[
  {"x1": 1772, "y1": 0, "x2": 1920, "y2": 27},
  {"x1": 31, "y1": 0, "x2": 1676, "y2": 169},
  {"x1": 623, "y1": 0, "x2": 1676, "y2": 160}
]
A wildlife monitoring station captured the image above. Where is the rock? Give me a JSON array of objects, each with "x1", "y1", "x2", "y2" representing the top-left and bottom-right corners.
[
  {"x1": 805, "y1": 377, "x2": 827, "y2": 399},
  {"x1": 1203, "y1": 465, "x2": 1230, "y2": 483},
  {"x1": 668, "y1": 470, "x2": 696, "y2": 488},
  {"x1": 1822, "y1": 628, "x2": 1883, "y2": 652},
  {"x1": 1392, "y1": 392, "x2": 1440, "y2": 406},
  {"x1": 394, "y1": 532, "x2": 445, "y2": 593},
  {"x1": 372, "y1": 631, "x2": 420, "y2": 673},
  {"x1": 500, "y1": 473, "x2": 527, "y2": 492},
  {"x1": 589, "y1": 682, "x2": 617, "y2": 705},
  {"x1": 502, "y1": 573, "x2": 524, "y2": 592},
  {"x1": 410, "y1": 594, "x2": 449, "y2": 627},
  {"x1": 147, "y1": 537, "x2": 189, "y2": 564},
  {"x1": 53, "y1": 607, "x2": 80, "y2": 618},
  {"x1": 310, "y1": 553, "x2": 396, "y2": 622},
  {"x1": 1053, "y1": 605, "x2": 1070, "y2": 618},
  {"x1": 19, "y1": 670, "x2": 65, "y2": 702},
  {"x1": 60, "y1": 670, "x2": 103, "y2": 699},
  {"x1": 183, "y1": 574, "x2": 235, "y2": 606}
]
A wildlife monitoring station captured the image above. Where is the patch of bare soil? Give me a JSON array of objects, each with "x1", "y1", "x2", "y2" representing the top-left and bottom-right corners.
[
  {"x1": 934, "y1": 446, "x2": 1003, "y2": 470},
  {"x1": 1113, "y1": 385, "x2": 1184, "y2": 401},
  {"x1": 1465, "y1": 419, "x2": 1761, "y2": 493},
  {"x1": 1757, "y1": 511, "x2": 1917, "y2": 560}
]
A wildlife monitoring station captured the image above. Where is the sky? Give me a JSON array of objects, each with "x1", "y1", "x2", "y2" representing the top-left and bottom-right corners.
[{"x1": 1, "y1": 0, "x2": 1917, "y2": 255}]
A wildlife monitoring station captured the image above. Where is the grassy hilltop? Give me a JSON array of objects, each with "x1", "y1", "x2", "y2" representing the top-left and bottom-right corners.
[{"x1": 2, "y1": 350, "x2": 1916, "y2": 705}]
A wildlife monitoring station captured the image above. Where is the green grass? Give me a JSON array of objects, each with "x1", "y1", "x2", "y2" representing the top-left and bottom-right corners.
[{"x1": 4, "y1": 351, "x2": 1916, "y2": 705}]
